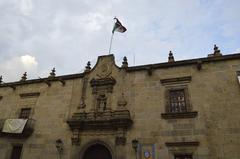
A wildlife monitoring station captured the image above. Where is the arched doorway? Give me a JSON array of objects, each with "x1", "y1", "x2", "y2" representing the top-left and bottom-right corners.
[{"x1": 82, "y1": 144, "x2": 112, "y2": 159}]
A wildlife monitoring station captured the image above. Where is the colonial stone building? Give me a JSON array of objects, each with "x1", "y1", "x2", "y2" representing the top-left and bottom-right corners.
[{"x1": 0, "y1": 46, "x2": 240, "y2": 159}]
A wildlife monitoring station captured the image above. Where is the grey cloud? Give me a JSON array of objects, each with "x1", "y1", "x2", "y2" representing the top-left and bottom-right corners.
[{"x1": 0, "y1": 0, "x2": 239, "y2": 82}]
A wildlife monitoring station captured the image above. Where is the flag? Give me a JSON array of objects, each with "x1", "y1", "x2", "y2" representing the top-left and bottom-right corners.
[{"x1": 112, "y1": 18, "x2": 127, "y2": 33}]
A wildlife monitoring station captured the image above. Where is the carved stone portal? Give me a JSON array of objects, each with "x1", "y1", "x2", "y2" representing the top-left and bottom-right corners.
[
  {"x1": 68, "y1": 77, "x2": 132, "y2": 145},
  {"x1": 68, "y1": 58, "x2": 132, "y2": 145}
]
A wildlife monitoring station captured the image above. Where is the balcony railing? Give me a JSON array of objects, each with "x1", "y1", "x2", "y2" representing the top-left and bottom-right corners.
[
  {"x1": 67, "y1": 110, "x2": 133, "y2": 131},
  {"x1": 0, "y1": 118, "x2": 35, "y2": 138}
]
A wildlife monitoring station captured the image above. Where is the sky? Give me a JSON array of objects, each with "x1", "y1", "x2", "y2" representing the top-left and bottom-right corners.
[{"x1": 0, "y1": 0, "x2": 240, "y2": 82}]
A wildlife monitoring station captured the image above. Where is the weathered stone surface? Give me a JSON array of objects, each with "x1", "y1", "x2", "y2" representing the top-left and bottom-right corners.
[{"x1": 0, "y1": 54, "x2": 240, "y2": 159}]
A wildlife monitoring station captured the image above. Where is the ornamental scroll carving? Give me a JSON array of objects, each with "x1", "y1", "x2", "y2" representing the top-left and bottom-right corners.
[{"x1": 97, "y1": 63, "x2": 112, "y2": 78}]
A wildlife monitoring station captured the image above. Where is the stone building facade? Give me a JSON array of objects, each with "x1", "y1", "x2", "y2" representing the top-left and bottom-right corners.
[{"x1": 0, "y1": 49, "x2": 240, "y2": 159}]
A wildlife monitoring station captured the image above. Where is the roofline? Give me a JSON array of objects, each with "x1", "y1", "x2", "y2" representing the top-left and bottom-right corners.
[
  {"x1": 0, "y1": 73, "x2": 85, "y2": 88},
  {"x1": 0, "y1": 53, "x2": 240, "y2": 87},
  {"x1": 126, "y1": 53, "x2": 240, "y2": 72}
]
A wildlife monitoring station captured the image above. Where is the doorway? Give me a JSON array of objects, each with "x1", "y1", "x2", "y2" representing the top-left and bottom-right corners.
[{"x1": 82, "y1": 144, "x2": 112, "y2": 159}]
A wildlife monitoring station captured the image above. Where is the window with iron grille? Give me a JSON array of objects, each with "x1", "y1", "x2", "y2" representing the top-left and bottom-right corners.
[
  {"x1": 169, "y1": 89, "x2": 187, "y2": 113},
  {"x1": 161, "y1": 76, "x2": 198, "y2": 119},
  {"x1": 174, "y1": 154, "x2": 192, "y2": 159},
  {"x1": 19, "y1": 108, "x2": 31, "y2": 119}
]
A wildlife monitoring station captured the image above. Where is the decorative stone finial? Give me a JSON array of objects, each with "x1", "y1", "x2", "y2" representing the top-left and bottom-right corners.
[
  {"x1": 0, "y1": 75, "x2": 2, "y2": 84},
  {"x1": 20, "y1": 72, "x2": 27, "y2": 81},
  {"x1": 213, "y1": 44, "x2": 222, "y2": 56},
  {"x1": 208, "y1": 44, "x2": 222, "y2": 57},
  {"x1": 85, "y1": 61, "x2": 91, "y2": 72},
  {"x1": 168, "y1": 51, "x2": 175, "y2": 62},
  {"x1": 49, "y1": 67, "x2": 56, "y2": 78},
  {"x1": 122, "y1": 56, "x2": 128, "y2": 68}
]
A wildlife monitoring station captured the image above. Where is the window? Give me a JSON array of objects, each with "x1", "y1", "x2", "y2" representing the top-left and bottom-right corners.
[
  {"x1": 175, "y1": 154, "x2": 192, "y2": 159},
  {"x1": 19, "y1": 108, "x2": 31, "y2": 119},
  {"x1": 10, "y1": 145, "x2": 23, "y2": 159},
  {"x1": 169, "y1": 89, "x2": 187, "y2": 113},
  {"x1": 160, "y1": 76, "x2": 198, "y2": 119},
  {"x1": 165, "y1": 142, "x2": 198, "y2": 159},
  {"x1": 165, "y1": 87, "x2": 191, "y2": 114}
]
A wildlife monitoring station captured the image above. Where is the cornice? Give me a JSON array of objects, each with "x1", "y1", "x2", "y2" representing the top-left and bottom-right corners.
[
  {"x1": 126, "y1": 53, "x2": 240, "y2": 72},
  {"x1": 0, "y1": 53, "x2": 239, "y2": 87}
]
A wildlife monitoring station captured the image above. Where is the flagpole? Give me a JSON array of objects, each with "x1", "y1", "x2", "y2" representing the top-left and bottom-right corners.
[
  {"x1": 108, "y1": 17, "x2": 126, "y2": 54},
  {"x1": 108, "y1": 32, "x2": 114, "y2": 54}
]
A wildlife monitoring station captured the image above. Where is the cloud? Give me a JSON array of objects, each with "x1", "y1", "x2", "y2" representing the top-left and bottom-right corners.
[
  {"x1": 78, "y1": 12, "x2": 108, "y2": 32},
  {"x1": 0, "y1": 55, "x2": 39, "y2": 82},
  {"x1": 235, "y1": 48, "x2": 240, "y2": 53},
  {"x1": 20, "y1": 54, "x2": 38, "y2": 68},
  {"x1": 0, "y1": 0, "x2": 239, "y2": 82},
  {"x1": 20, "y1": 0, "x2": 33, "y2": 16}
]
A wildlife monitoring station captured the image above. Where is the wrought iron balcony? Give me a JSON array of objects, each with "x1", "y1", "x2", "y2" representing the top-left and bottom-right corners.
[
  {"x1": 67, "y1": 110, "x2": 133, "y2": 131},
  {"x1": 0, "y1": 118, "x2": 35, "y2": 138}
]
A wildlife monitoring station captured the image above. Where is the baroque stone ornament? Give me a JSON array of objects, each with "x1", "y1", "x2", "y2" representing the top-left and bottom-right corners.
[
  {"x1": 0, "y1": 75, "x2": 2, "y2": 84},
  {"x1": 90, "y1": 77, "x2": 116, "y2": 94},
  {"x1": 115, "y1": 136, "x2": 126, "y2": 145},
  {"x1": 96, "y1": 94, "x2": 107, "y2": 112},
  {"x1": 79, "y1": 99, "x2": 86, "y2": 109},
  {"x1": 97, "y1": 63, "x2": 112, "y2": 78},
  {"x1": 67, "y1": 110, "x2": 132, "y2": 131},
  {"x1": 90, "y1": 77, "x2": 116, "y2": 112},
  {"x1": 85, "y1": 61, "x2": 91, "y2": 72},
  {"x1": 20, "y1": 72, "x2": 27, "y2": 81},
  {"x1": 213, "y1": 44, "x2": 222, "y2": 56},
  {"x1": 49, "y1": 67, "x2": 56, "y2": 78},
  {"x1": 168, "y1": 50, "x2": 175, "y2": 62},
  {"x1": 208, "y1": 44, "x2": 222, "y2": 57},
  {"x1": 122, "y1": 56, "x2": 128, "y2": 68},
  {"x1": 71, "y1": 129, "x2": 80, "y2": 145},
  {"x1": 78, "y1": 77, "x2": 88, "y2": 109},
  {"x1": 117, "y1": 93, "x2": 127, "y2": 108}
]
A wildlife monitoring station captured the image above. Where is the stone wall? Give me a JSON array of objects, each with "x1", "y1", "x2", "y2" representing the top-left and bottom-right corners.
[{"x1": 0, "y1": 54, "x2": 239, "y2": 159}]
